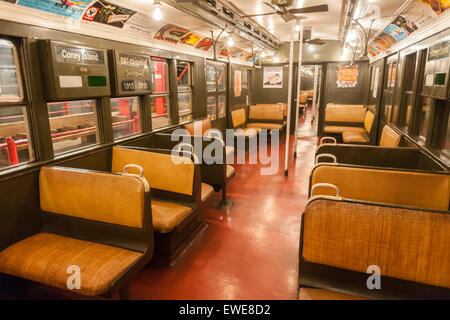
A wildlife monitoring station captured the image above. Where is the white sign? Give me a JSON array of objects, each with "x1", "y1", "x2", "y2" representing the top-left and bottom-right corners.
[
  {"x1": 263, "y1": 67, "x2": 283, "y2": 89},
  {"x1": 373, "y1": 67, "x2": 380, "y2": 99}
]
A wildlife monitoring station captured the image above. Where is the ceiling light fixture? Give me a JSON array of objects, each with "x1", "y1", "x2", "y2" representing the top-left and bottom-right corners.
[
  {"x1": 153, "y1": 0, "x2": 163, "y2": 21},
  {"x1": 273, "y1": 56, "x2": 280, "y2": 63},
  {"x1": 227, "y1": 37, "x2": 234, "y2": 47}
]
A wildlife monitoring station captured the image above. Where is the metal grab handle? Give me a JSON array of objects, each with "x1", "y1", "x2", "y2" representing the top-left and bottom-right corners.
[
  {"x1": 320, "y1": 137, "x2": 337, "y2": 145},
  {"x1": 311, "y1": 183, "x2": 341, "y2": 199},
  {"x1": 123, "y1": 164, "x2": 150, "y2": 192},
  {"x1": 315, "y1": 153, "x2": 337, "y2": 164}
]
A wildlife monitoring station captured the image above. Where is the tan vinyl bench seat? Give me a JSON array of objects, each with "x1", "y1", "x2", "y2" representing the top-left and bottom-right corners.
[
  {"x1": 342, "y1": 131, "x2": 368, "y2": 143},
  {"x1": 325, "y1": 106, "x2": 367, "y2": 123},
  {"x1": 201, "y1": 183, "x2": 214, "y2": 202},
  {"x1": 0, "y1": 233, "x2": 142, "y2": 297},
  {"x1": 151, "y1": 201, "x2": 193, "y2": 233},
  {"x1": 247, "y1": 123, "x2": 283, "y2": 130},
  {"x1": 380, "y1": 125, "x2": 401, "y2": 148},
  {"x1": 324, "y1": 126, "x2": 366, "y2": 134}
]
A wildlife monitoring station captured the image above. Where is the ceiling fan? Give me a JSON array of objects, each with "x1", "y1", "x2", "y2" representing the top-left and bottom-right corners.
[{"x1": 242, "y1": 1, "x2": 329, "y2": 23}]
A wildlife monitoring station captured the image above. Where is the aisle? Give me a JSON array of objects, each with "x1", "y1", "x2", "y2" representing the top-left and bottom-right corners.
[{"x1": 131, "y1": 109, "x2": 318, "y2": 300}]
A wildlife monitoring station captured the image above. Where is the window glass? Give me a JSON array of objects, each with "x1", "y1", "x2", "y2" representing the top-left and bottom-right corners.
[
  {"x1": 405, "y1": 95, "x2": 413, "y2": 128},
  {"x1": 0, "y1": 106, "x2": 32, "y2": 169},
  {"x1": 151, "y1": 58, "x2": 170, "y2": 94},
  {"x1": 206, "y1": 65, "x2": 216, "y2": 92},
  {"x1": 207, "y1": 96, "x2": 217, "y2": 120},
  {"x1": 0, "y1": 40, "x2": 22, "y2": 102},
  {"x1": 441, "y1": 112, "x2": 450, "y2": 158},
  {"x1": 110, "y1": 97, "x2": 141, "y2": 140},
  {"x1": 217, "y1": 65, "x2": 226, "y2": 91},
  {"x1": 47, "y1": 100, "x2": 98, "y2": 155},
  {"x1": 178, "y1": 92, "x2": 192, "y2": 123},
  {"x1": 218, "y1": 95, "x2": 226, "y2": 118},
  {"x1": 177, "y1": 62, "x2": 192, "y2": 91},
  {"x1": 151, "y1": 96, "x2": 170, "y2": 129},
  {"x1": 419, "y1": 97, "x2": 433, "y2": 141},
  {"x1": 383, "y1": 96, "x2": 392, "y2": 123}
]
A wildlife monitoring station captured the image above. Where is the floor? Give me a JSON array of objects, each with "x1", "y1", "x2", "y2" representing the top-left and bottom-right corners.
[
  {"x1": 3, "y1": 107, "x2": 318, "y2": 300},
  {"x1": 130, "y1": 108, "x2": 318, "y2": 300}
]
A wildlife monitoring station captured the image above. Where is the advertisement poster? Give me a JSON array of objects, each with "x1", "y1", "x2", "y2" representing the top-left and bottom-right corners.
[
  {"x1": 235, "y1": 71, "x2": 242, "y2": 97},
  {"x1": 82, "y1": 1, "x2": 136, "y2": 28},
  {"x1": 337, "y1": 65, "x2": 359, "y2": 89},
  {"x1": 195, "y1": 38, "x2": 213, "y2": 51},
  {"x1": 420, "y1": 0, "x2": 450, "y2": 15},
  {"x1": 263, "y1": 67, "x2": 283, "y2": 89},
  {"x1": 373, "y1": 67, "x2": 379, "y2": 98},
  {"x1": 154, "y1": 24, "x2": 190, "y2": 44},
  {"x1": 179, "y1": 33, "x2": 203, "y2": 47},
  {"x1": 17, "y1": 0, "x2": 91, "y2": 19}
]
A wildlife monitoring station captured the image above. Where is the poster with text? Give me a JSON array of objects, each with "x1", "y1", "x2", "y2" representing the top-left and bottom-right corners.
[
  {"x1": 17, "y1": 0, "x2": 91, "y2": 19},
  {"x1": 263, "y1": 67, "x2": 283, "y2": 89},
  {"x1": 337, "y1": 65, "x2": 359, "y2": 89},
  {"x1": 235, "y1": 71, "x2": 242, "y2": 97},
  {"x1": 82, "y1": 1, "x2": 136, "y2": 28}
]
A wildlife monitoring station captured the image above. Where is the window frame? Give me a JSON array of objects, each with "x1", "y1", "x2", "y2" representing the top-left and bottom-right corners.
[
  {"x1": 176, "y1": 61, "x2": 194, "y2": 123},
  {"x1": 150, "y1": 57, "x2": 172, "y2": 130},
  {"x1": 206, "y1": 60, "x2": 227, "y2": 121}
]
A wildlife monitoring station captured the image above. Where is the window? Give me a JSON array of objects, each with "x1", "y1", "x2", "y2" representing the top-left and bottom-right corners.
[
  {"x1": 151, "y1": 57, "x2": 171, "y2": 130},
  {"x1": 399, "y1": 53, "x2": 417, "y2": 132},
  {"x1": 0, "y1": 40, "x2": 23, "y2": 102},
  {"x1": 0, "y1": 40, "x2": 32, "y2": 170},
  {"x1": 206, "y1": 61, "x2": 227, "y2": 120},
  {"x1": 0, "y1": 107, "x2": 32, "y2": 169},
  {"x1": 47, "y1": 100, "x2": 99, "y2": 155},
  {"x1": 110, "y1": 97, "x2": 141, "y2": 140},
  {"x1": 418, "y1": 96, "x2": 433, "y2": 142},
  {"x1": 177, "y1": 61, "x2": 193, "y2": 123}
]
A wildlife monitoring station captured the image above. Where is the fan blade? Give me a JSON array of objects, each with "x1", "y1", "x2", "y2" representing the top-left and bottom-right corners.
[
  {"x1": 263, "y1": 1, "x2": 280, "y2": 12},
  {"x1": 280, "y1": 13, "x2": 296, "y2": 23},
  {"x1": 307, "y1": 39, "x2": 326, "y2": 45},
  {"x1": 242, "y1": 12, "x2": 277, "y2": 18},
  {"x1": 289, "y1": 4, "x2": 329, "y2": 14}
]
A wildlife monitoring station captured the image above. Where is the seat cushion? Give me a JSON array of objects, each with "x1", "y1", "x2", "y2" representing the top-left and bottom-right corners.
[
  {"x1": 201, "y1": 183, "x2": 214, "y2": 202},
  {"x1": 247, "y1": 123, "x2": 283, "y2": 130},
  {"x1": 342, "y1": 131, "x2": 369, "y2": 143},
  {"x1": 227, "y1": 165, "x2": 235, "y2": 178},
  {"x1": 298, "y1": 288, "x2": 367, "y2": 300},
  {"x1": 379, "y1": 125, "x2": 401, "y2": 148},
  {"x1": 151, "y1": 201, "x2": 193, "y2": 233},
  {"x1": 234, "y1": 128, "x2": 259, "y2": 138},
  {"x1": 324, "y1": 126, "x2": 366, "y2": 134},
  {"x1": 0, "y1": 233, "x2": 142, "y2": 297}
]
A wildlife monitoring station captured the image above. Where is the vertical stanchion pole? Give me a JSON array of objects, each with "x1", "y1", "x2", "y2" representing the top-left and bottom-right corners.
[
  {"x1": 312, "y1": 65, "x2": 320, "y2": 123},
  {"x1": 6, "y1": 137, "x2": 19, "y2": 166},
  {"x1": 293, "y1": 25, "x2": 304, "y2": 159},
  {"x1": 284, "y1": 28, "x2": 295, "y2": 177}
]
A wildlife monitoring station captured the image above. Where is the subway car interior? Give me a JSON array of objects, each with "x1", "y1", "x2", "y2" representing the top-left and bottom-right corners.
[{"x1": 0, "y1": 0, "x2": 449, "y2": 303}]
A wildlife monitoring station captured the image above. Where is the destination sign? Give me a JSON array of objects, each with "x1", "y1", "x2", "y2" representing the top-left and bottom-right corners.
[
  {"x1": 119, "y1": 54, "x2": 149, "y2": 69},
  {"x1": 428, "y1": 41, "x2": 450, "y2": 61},
  {"x1": 121, "y1": 80, "x2": 150, "y2": 92},
  {"x1": 55, "y1": 46, "x2": 105, "y2": 65}
]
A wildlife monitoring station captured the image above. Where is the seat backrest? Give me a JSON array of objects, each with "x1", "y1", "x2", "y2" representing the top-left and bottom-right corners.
[
  {"x1": 299, "y1": 94, "x2": 308, "y2": 104},
  {"x1": 302, "y1": 199, "x2": 450, "y2": 289},
  {"x1": 184, "y1": 119, "x2": 212, "y2": 136},
  {"x1": 40, "y1": 166, "x2": 146, "y2": 229},
  {"x1": 112, "y1": 147, "x2": 194, "y2": 196},
  {"x1": 311, "y1": 165, "x2": 450, "y2": 211},
  {"x1": 231, "y1": 108, "x2": 246, "y2": 128},
  {"x1": 379, "y1": 125, "x2": 401, "y2": 148},
  {"x1": 364, "y1": 111, "x2": 375, "y2": 133},
  {"x1": 325, "y1": 106, "x2": 367, "y2": 123},
  {"x1": 250, "y1": 104, "x2": 284, "y2": 121}
]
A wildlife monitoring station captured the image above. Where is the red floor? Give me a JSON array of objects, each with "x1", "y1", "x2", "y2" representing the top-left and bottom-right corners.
[
  {"x1": 130, "y1": 110, "x2": 318, "y2": 300},
  {"x1": 4, "y1": 109, "x2": 318, "y2": 300}
]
